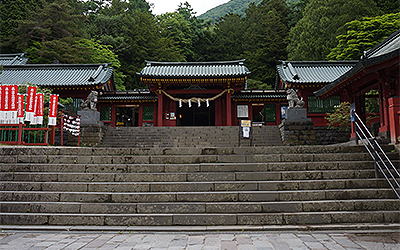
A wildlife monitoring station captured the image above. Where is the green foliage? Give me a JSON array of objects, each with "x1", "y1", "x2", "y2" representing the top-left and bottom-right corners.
[
  {"x1": 0, "y1": 0, "x2": 43, "y2": 54},
  {"x1": 325, "y1": 102, "x2": 351, "y2": 131},
  {"x1": 287, "y1": 0, "x2": 380, "y2": 61},
  {"x1": 243, "y1": 0, "x2": 290, "y2": 85},
  {"x1": 177, "y1": 2, "x2": 214, "y2": 62},
  {"x1": 156, "y1": 12, "x2": 193, "y2": 60},
  {"x1": 212, "y1": 14, "x2": 246, "y2": 61},
  {"x1": 199, "y1": 0, "x2": 263, "y2": 23},
  {"x1": 247, "y1": 79, "x2": 273, "y2": 89},
  {"x1": 327, "y1": 13, "x2": 400, "y2": 60},
  {"x1": 86, "y1": 1, "x2": 185, "y2": 89},
  {"x1": 286, "y1": 0, "x2": 309, "y2": 28},
  {"x1": 373, "y1": 0, "x2": 400, "y2": 14},
  {"x1": 206, "y1": 0, "x2": 290, "y2": 88},
  {"x1": 12, "y1": 0, "x2": 87, "y2": 51}
]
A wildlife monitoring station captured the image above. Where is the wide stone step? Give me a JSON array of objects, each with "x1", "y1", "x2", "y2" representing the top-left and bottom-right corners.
[
  {"x1": 2, "y1": 188, "x2": 397, "y2": 203},
  {"x1": 0, "y1": 161, "x2": 377, "y2": 173},
  {"x1": 0, "y1": 170, "x2": 379, "y2": 182},
  {"x1": 0, "y1": 145, "x2": 382, "y2": 156},
  {"x1": 2, "y1": 199, "x2": 398, "y2": 214},
  {"x1": 1, "y1": 210, "x2": 399, "y2": 226},
  {"x1": 99, "y1": 126, "x2": 284, "y2": 147},
  {"x1": 0, "y1": 179, "x2": 390, "y2": 192},
  {"x1": 2, "y1": 152, "x2": 389, "y2": 165}
]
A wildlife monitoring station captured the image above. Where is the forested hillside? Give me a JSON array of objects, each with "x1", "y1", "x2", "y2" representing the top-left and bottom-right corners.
[
  {"x1": 1, "y1": 0, "x2": 398, "y2": 90},
  {"x1": 199, "y1": 0, "x2": 263, "y2": 22}
]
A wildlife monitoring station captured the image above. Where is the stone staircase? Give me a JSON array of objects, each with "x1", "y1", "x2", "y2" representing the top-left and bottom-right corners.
[
  {"x1": 0, "y1": 145, "x2": 399, "y2": 228},
  {"x1": 99, "y1": 126, "x2": 283, "y2": 147}
]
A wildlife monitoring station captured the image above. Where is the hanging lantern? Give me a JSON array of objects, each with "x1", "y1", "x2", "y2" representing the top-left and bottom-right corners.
[
  {"x1": 206, "y1": 99, "x2": 209, "y2": 107},
  {"x1": 198, "y1": 98, "x2": 201, "y2": 107},
  {"x1": 179, "y1": 99, "x2": 182, "y2": 108},
  {"x1": 188, "y1": 99, "x2": 191, "y2": 107}
]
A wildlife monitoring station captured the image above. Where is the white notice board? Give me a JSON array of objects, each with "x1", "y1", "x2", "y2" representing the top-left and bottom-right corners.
[{"x1": 237, "y1": 105, "x2": 249, "y2": 118}]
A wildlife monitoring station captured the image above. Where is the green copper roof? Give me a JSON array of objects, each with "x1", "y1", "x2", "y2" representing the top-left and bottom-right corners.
[
  {"x1": 0, "y1": 53, "x2": 29, "y2": 65},
  {"x1": 0, "y1": 64, "x2": 115, "y2": 89},
  {"x1": 138, "y1": 60, "x2": 251, "y2": 79},
  {"x1": 276, "y1": 61, "x2": 357, "y2": 86}
]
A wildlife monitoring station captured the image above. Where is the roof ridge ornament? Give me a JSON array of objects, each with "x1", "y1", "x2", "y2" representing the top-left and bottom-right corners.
[
  {"x1": 88, "y1": 65, "x2": 104, "y2": 82},
  {"x1": 287, "y1": 63, "x2": 299, "y2": 80}
]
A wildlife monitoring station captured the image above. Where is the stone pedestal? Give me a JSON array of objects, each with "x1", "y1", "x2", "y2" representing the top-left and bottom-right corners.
[
  {"x1": 78, "y1": 110, "x2": 103, "y2": 125},
  {"x1": 285, "y1": 108, "x2": 311, "y2": 122},
  {"x1": 279, "y1": 120, "x2": 316, "y2": 145},
  {"x1": 78, "y1": 110, "x2": 105, "y2": 146}
]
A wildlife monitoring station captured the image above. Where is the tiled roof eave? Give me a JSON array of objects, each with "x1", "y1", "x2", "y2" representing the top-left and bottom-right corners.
[
  {"x1": 0, "y1": 63, "x2": 114, "y2": 88},
  {"x1": 276, "y1": 61, "x2": 358, "y2": 87},
  {"x1": 139, "y1": 75, "x2": 250, "y2": 80},
  {"x1": 315, "y1": 48, "x2": 400, "y2": 98},
  {"x1": 138, "y1": 60, "x2": 251, "y2": 79}
]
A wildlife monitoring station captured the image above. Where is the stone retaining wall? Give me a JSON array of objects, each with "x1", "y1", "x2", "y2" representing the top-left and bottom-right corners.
[
  {"x1": 79, "y1": 124, "x2": 106, "y2": 147},
  {"x1": 279, "y1": 120, "x2": 350, "y2": 146}
]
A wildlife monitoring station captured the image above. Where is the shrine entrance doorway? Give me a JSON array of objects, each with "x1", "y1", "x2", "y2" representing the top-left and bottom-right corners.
[{"x1": 176, "y1": 100, "x2": 215, "y2": 126}]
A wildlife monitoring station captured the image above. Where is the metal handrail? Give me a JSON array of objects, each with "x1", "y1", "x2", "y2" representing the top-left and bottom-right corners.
[{"x1": 352, "y1": 111, "x2": 400, "y2": 199}]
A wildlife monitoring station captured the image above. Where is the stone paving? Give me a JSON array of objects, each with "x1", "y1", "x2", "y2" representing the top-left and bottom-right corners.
[{"x1": 0, "y1": 230, "x2": 399, "y2": 250}]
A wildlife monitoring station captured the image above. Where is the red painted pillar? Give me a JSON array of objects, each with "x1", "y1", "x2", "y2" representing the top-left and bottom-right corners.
[
  {"x1": 111, "y1": 105, "x2": 116, "y2": 127},
  {"x1": 157, "y1": 91, "x2": 163, "y2": 127},
  {"x1": 379, "y1": 84, "x2": 390, "y2": 135},
  {"x1": 388, "y1": 97, "x2": 400, "y2": 144},
  {"x1": 138, "y1": 105, "x2": 143, "y2": 127},
  {"x1": 17, "y1": 123, "x2": 24, "y2": 145},
  {"x1": 49, "y1": 125, "x2": 55, "y2": 145},
  {"x1": 226, "y1": 90, "x2": 232, "y2": 126}
]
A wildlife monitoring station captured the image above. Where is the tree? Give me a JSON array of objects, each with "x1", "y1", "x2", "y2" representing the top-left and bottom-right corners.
[
  {"x1": 176, "y1": 2, "x2": 214, "y2": 61},
  {"x1": 286, "y1": 0, "x2": 309, "y2": 28},
  {"x1": 212, "y1": 14, "x2": 246, "y2": 61},
  {"x1": 327, "y1": 13, "x2": 400, "y2": 60},
  {"x1": 12, "y1": 0, "x2": 87, "y2": 52},
  {"x1": 287, "y1": 0, "x2": 380, "y2": 61},
  {"x1": 0, "y1": 0, "x2": 43, "y2": 53},
  {"x1": 326, "y1": 102, "x2": 351, "y2": 131},
  {"x1": 156, "y1": 12, "x2": 193, "y2": 61},
  {"x1": 373, "y1": 0, "x2": 400, "y2": 14},
  {"x1": 243, "y1": 0, "x2": 290, "y2": 88},
  {"x1": 116, "y1": 10, "x2": 184, "y2": 89},
  {"x1": 85, "y1": 0, "x2": 184, "y2": 90}
]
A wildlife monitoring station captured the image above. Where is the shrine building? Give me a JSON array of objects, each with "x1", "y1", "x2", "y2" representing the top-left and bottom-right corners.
[
  {"x1": 98, "y1": 60, "x2": 287, "y2": 127},
  {"x1": 315, "y1": 29, "x2": 400, "y2": 143}
]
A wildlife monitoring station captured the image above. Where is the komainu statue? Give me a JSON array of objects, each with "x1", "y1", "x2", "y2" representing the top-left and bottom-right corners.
[
  {"x1": 81, "y1": 91, "x2": 98, "y2": 110},
  {"x1": 287, "y1": 88, "x2": 305, "y2": 109}
]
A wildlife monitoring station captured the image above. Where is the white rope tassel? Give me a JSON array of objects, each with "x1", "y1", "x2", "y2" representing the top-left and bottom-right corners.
[
  {"x1": 198, "y1": 98, "x2": 201, "y2": 107},
  {"x1": 188, "y1": 99, "x2": 191, "y2": 107},
  {"x1": 206, "y1": 99, "x2": 209, "y2": 107},
  {"x1": 179, "y1": 99, "x2": 182, "y2": 108}
]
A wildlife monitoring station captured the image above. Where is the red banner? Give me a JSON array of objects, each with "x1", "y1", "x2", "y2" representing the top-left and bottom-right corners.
[
  {"x1": 48, "y1": 94, "x2": 59, "y2": 126},
  {"x1": 49, "y1": 94, "x2": 58, "y2": 118},
  {"x1": 9, "y1": 85, "x2": 18, "y2": 123},
  {"x1": 35, "y1": 93, "x2": 44, "y2": 117},
  {"x1": 33, "y1": 93, "x2": 44, "y2": 125},
  {"x1": 9, "y1": 85, "x2": 17, "y2": 112},
  {"x1": 4, "y1": 85, "x2": 10, "y2": 112},
  {"x1": 0, "y1": 85, "x2": 4, "y2": 121},
  {"x1": 25, "y1": 86, "x2": 37, "y2": 122},
  {"x1": 17, "y1": 94, "x2": 24, "y2": 123}
]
